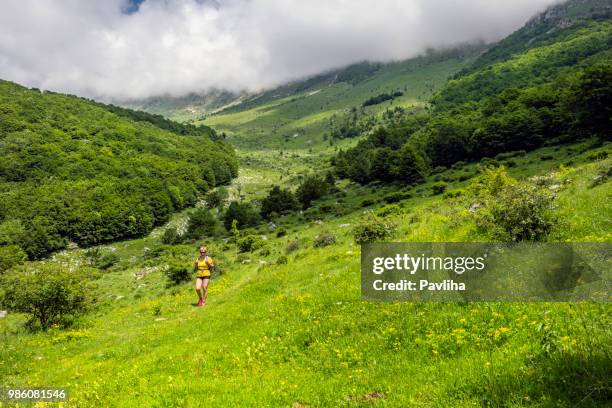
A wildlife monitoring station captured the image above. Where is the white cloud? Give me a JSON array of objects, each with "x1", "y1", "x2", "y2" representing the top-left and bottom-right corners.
[{"x1": 0, "y1": 0, "x2": 559, "y2": 100}]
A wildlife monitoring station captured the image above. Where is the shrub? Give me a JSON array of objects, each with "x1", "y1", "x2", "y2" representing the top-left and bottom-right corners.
[
  {"x1": 0, "y1": 245, "x2": 27, "y2": 273},
  {"x1": 275, "y1": 227, "x2": 287, "y2": 238},
  {"x1": 85, "y1": 248, "x2": 119, "y2": 270},
  {"x1": 276, "y1": 255, "x2": 288, "y2": 265},
  {"x1": 237, "y1": 235, "x2": 264, "y2": 253},
  {"x1": 286, "y1": 240, "x2": 300, "y2": 253},
  {"x1": 504, "y1": 159, "x2": 517, "y2": 168},
  {"x1": 476, "y1": 181, "x2": 556, "y2": 241},
  {"x1": 585, "y1": 150, "x2": 608, "y2": 162},
  {"x1": 431, "y1": 181, "x2": 448, "y2": 195},
  {"x1": 383, "y1": 191, "x2": 412, "y2": 203},
  {"x1": 97, "y1": 252, "x2": 119, "y2": 270},
  {"x1": 258, "y1": 247, "x2": 271, "y2": 256},
  {"x1": 442, "y1": 189, "x2": 465, "y2": 199},
  {"x1": 360, "y1": 199, "x2": 375, "y2": 207},
  {"x1": 470, "y1": 166, "x2": 515, "y2": 197},
  {"x1": 314, "y1": 232, "x2": 337, "y2": 248},
  {"x1": 352, "y1": 213, "x2": 396, "y2": 244},
  {"x1": 376, "y1": 204, "x2": 402, "y2": 217},
  {"x1": 204, "y1": 188, "x2": 228, "y2": 209},
  {"x1": 165, "y1": 264, "x2": 191, "y2": 285},
  {"x1": 0, "y1": 264, "x2": 91, "y2": 330},
  {"x1": 161, "y1": 226, "x2": 183, "y2": 245}
]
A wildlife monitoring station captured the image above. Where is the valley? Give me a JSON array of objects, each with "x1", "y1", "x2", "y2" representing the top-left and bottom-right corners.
[{"x1": 0, "y1": 0, "x2": 611, "y2": 406}]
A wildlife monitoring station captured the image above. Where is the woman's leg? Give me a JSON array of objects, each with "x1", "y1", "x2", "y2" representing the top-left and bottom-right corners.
[
  {"x1": 201, "y1": 277, "x2": 210, "y2": 305},
  {"x1": 195, "y1": 278, "x2": 203, "y2": 303}
]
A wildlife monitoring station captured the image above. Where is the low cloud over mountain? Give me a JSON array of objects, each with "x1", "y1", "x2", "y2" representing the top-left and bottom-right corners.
[{"x1": 0, "y1": 0, "x2": 559, "y2": 100}]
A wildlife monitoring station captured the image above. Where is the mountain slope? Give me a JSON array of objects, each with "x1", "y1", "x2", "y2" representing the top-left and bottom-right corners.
[
  {"x1": 198, "y1": 46, "x2": 485, "y2": 150},
  {"x1": 0, "y1": 80, "x2": 238, "y2": 260},
  {"x1": 121, "y1": 89, "x2": 247, "y2": 123},
  {"x1": 335, "y1": 0, "x2": 611, "y2": 184}
]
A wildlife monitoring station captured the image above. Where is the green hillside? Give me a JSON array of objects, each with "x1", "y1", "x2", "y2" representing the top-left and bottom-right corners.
[
  {"x1": 122, "y1": 89, "x2": 246, "y2": 123},
  {"x1": 1, "y1": 142, "x2": 610, "y2": 406},
  {"x1": 202, "y1": 46, "x2": 484, "y2": 150},
  {"x1": 0, "y1": 0, "x2": 611, "y2": 406},
  {"x1": 335, "y1": 9, "x2": 611, "y2": 184},
  {"x1": 0, "y1": 81, "x2": 237, "y2": 260}
]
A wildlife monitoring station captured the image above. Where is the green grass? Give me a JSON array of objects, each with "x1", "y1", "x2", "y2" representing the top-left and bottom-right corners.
[{"x1": 1, "y1": 142, "x2": 610, "y2": 407}]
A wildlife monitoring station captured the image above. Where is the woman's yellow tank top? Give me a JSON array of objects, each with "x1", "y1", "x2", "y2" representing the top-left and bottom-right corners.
[{"x1": 196, "y1": 257, "x2": 213, "y2": 278}]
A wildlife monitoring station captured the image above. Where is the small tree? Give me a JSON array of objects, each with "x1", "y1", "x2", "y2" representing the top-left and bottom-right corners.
[
  {"x1": 260, "y1": 186, "x2": 299, "y2": 219},
  {"x1": 223, "y1": 201, "x2": 261, "y2": 230},
  {"x1": 205, "y1": 188, "x2": 228, "y2": 209},
  {"x1": 186, "y1": 208, "x2": 219, "y2": 239},
  {"x1": 296, "y1": 175, "x2": 328, "y2": 209},
  {"x1": 0, "y1": 264, "x2": 91, "y2": 330}
]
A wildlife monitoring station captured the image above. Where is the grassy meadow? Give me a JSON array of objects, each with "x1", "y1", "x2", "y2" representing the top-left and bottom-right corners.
[{"x1": 1, "y1": 140, "x2": 610, "y2": 407}]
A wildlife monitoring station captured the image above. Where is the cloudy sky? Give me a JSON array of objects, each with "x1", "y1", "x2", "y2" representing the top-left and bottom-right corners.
[{"x1": 0, "y1": 0, "x2": 559, "y2": 101}]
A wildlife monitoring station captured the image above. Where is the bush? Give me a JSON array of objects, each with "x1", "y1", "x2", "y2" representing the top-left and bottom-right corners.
[
  {"x1": 431, "y1": 181, "x2": 448, "y2": 195},
  {"x1": 442, "y1": 189, "x2": 465, "y2": 199},
  {"x1": 237, "y1": 235, "x2": 264, "y2": 253},
  {"x1": 276, "y1": 255, "x2": 288, "y2": 265},
  {"x1": 286, "y1": 240, "x2": 300, "y2": 253},
  {"x1": 161, "y1": 226, "x2": 183, "y2": 245},
  {"x1": 383, "y1": 191, "x2": 412, "y2": 203},
  {"x1": 360, "y1": 199, "x2": 375, "y2": 207},
  {"x1": 275, "y1": 228, "x2": 287, "y2": 238},
  {"x1": 476, "y1": 181, "x2": 556, "y2": 241},
  {"x1": 258, "y1": 247, "x2": 271, "y2": 257},
  {"x1": 376, "y1": 204, "x2": 402, "y2": 217},
  {"x1": 585, "y1": 150, "x2": 608, "y2": 161},
  {"x1": 85, "y1": 248, "x2": 119, "y2": 270},
  {"x1": 97, "y1": 252, "x2": 119, "y2": 270},
  {"x1": 204, "y1": 188, "x2": 228, "y2": 209},
  {"x1": 0, "y1": 245, "x2": 27, "y2": 273},
  {"x1": 165, "y1": 264, "x2": 191, "y2": 285},
  {"x1": 0, "y1": 264, "x2": 91, "y2": 330},
  {"x1": 352, "y1": 213, "x2": 396, "y2": 244},
  {"x1": 313, "y1": 232, "x2": 337, "y2": 248}
]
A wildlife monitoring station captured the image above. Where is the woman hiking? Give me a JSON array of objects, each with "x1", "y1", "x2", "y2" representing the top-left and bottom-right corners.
[{"x1": 194, "y1": 245, "x2": 214, "y2": 307}]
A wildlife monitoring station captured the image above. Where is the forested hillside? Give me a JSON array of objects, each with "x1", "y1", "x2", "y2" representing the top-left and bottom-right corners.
[
  {"x1": 0, "y1": 81, "x2": 237, "y2": 261},
  {"x1": 334, "y1": 0, "x2": 611, "y2": 183}
]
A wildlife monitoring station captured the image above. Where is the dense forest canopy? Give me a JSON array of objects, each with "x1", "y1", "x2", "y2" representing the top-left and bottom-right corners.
[
  {"x1": 0, "y1": 80, "x2": 237, "y2": 260},
  {"x1": 333, "y1": 3, "x2": 611, "y2": 185}
]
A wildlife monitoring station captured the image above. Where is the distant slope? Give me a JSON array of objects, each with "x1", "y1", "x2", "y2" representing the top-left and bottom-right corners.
[
  {"x1": 334, "y1": 0, "x2": 611, "y2": 184},
  {"x1": 201, "y1": 46, "x2": 485, "y2": 150},
  {"x1": 121, "y1": 89, "x2": 246, "y2": 122},
  {"x1": 0, "y1": 80, "x2": 238, "y2": 260},
  {"x1": 464, "y1": 0, "x2": 612, "y2": 72}
]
